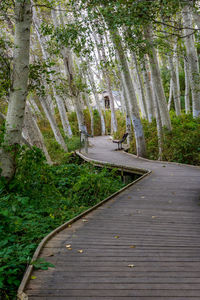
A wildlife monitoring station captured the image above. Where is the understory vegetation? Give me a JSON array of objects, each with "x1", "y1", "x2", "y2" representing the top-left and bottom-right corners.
[
  {"x1": 0, "y1": 148, "x2": 125, "y2": 299},
  {"x1": 129, "y1": 113, "x2": 200, "y2": 166}
]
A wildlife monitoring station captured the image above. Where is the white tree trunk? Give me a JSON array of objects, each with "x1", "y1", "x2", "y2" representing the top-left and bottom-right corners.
[
  {"x1": 87, "y1": 64, "x2": 106, "y2": 135},
  {"x1": 168, "y1": 78, "x2": 173, "y2": 111},
  {"x1": 132, "y1": 53, "x2": 148, "y2": 119},
  {"x1": 141, "y1": 57, "x2": 155, "y2": 122},
  {"x1": 24, "y1": 104, "x2": 52, "y2": 163},
  {"x1": 40, "y1": 96, "x2": 68, "y2": 151},
  {"x1": 0, "y1": 0, "x2": 32, "y2": 179},
  {"x1": 84, "y1": 93, "x2": 94, "y2": 136},
  {"x1": 112, "y1": 31, "x2": 146, "y2": 157},
  {"x1": 122, "y1": 85, "x2": 133, "y2": 146},
  {"x1": 0, "y1": 112, "x2": 31, "y2": 148},
  {"x1": 154, "y1": 91, "x2": 164, "y2": 160},
  {"x1": 182, "y1": 5, "x2": 200, "y2": 117},
  {"x1": 184, "y1": 56, "x2": 191, "y2": 114},
  {"x1": 168, "y1": 54, "x2": 181, "y2": 115},
  {"x1": 144, "y1": 25, "x2": 172, "y2": 130},
  {"x1": 94, "y1": 33, "x2": 118, "y2": 133},
  {"x1": 174, "y1": 40, "x2": 181, "y2": 111},
  {"x1": 33, "y1": 9, "x2": 72, "y2": 137}
]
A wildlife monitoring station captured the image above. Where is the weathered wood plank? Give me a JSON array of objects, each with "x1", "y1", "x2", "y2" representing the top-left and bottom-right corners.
[{"x1": 24, "y1": 136, "x2": 200, "y2": 299}]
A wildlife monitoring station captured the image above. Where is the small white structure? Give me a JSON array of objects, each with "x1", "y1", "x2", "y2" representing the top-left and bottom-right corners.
[{"x1": 101, "y1": 91, "x2": 122, "y2": 110}]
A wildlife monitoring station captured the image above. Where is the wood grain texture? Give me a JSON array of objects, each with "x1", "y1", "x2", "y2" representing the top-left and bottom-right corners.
[{"x1": 25, "y1": 136, "x2": 200, "y2": 299}]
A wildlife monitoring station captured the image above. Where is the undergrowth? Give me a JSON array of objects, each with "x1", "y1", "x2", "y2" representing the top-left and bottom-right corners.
[
  {"x1": 0, "y1": 148, "x2": 125, "y2": 299},
  {"x1": 115, "y1": 112, "x2": 200, "y2": 166}
]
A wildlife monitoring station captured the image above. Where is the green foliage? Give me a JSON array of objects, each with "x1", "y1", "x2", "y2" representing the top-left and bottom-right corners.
[
  {"x1": 68, "y1": 111, "x2": 79, "y2": 136},
  {"x1": 93, "y1": 109, "x2": 101, "y2": 136},
  {"x1": 130, "y1": 113, "x2": 200, "y2": 165},
  {"x1": 0, "y1": 147, "x2": 125, "y2": 299},
  {"x1": 31, "y1": 258, "x2": 55, "y2": 270},
  {"x1": 162, "y1": 113, "x2": 200, "y2": 165},
  {"x1": 113, "y1": 110, "x2": 126, "y2": 139},
  {"x1": 104, "y1": 110, "x2": 111, "y2": 135},
  {"x1": 29, "y1": 60, "x2": 57, "y2": 96}
]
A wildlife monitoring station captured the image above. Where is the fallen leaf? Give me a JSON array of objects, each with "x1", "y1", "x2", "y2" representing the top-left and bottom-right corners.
[
  {"x1": 152, "y1": 216, "x2": 156, "y2": 219},
  {"x1": 46, "y1": 253, "x2": 54, "y2": 257},
  {"x1": 82, "y1": 219, "x2": 88, "y2": 222},
  {"x1": 68, "y1": 224, "x2": 72, "y2": 228},
  {"x1": 114, "y1": 235, "x2": 119, "y2": 239},
  {"x1": 78, "y1": 249, "x2": 83, "y2": 253},
  {"x1": 162, "y1": 165, "x2": 166, "y2": 167},
  {"x1": 66, "y1": 244, "x2": 71, "y2": 248},
  {"x1": 128, "y1": 264, "x2": 135, "y2": 268},
  {"x1": 31, "y1": 276, "x2": 37, "y2": 279},
  {"x1": 128, "y1": 196, "x2": 131, "y2": 199},
  {"x1": 130, "y1": 245, "x2": 136, "y2": 248}
]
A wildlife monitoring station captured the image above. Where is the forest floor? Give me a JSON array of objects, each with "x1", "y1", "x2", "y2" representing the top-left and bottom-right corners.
[{"x1": 24, "y1": 136, "x2": 200, "y2": 299}]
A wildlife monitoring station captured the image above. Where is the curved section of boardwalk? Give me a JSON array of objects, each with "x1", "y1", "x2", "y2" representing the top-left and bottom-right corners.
[{"x1": 25, "y1": 136, "x2": 200, "y2": 299}]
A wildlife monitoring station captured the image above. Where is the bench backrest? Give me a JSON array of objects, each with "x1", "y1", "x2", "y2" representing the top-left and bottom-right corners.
[{"x1": 121, "y1": 133, "x2": 128, "y2": 143}]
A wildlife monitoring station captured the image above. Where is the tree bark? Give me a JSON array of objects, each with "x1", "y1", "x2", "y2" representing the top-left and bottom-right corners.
[
  {"x1": 168, "y1": 78, "x2": 173, "y2": 111},
  {"x1": 33, "y1": 8, "x2": 72, "y2": 138},
  {"x1": 112, "y1": 31, "x2": 146, "y2": 157},
  {"x1": 184, "y1": 56, "x2": 191, "y2": 114},
  {"x1": 93, "y1": 32, "x2": 117, "y2": 133},
  {"x1": 0, "y1": 0, "x2": 32, "y2": 179},
  {"x1": 23, "y1": 104, "x2": 52, "y2": 163},
  {"x1": 40, "y1": 95, "x2": 68, "y2": 151},
  {"x1": 87, "y1": 63, "x2": 106, "y2": 135},
  {"x1": 168, "y1": 54, "x2": 181, "y2": 115},
  {"x1": 141, "y1": 57, "x2": 155, "y2": 122},
  {"x1": 182, "y1": 5, "x2": 200, "y2": 117},
  {"x1": 144, "y1": 25, "x2": 172, "y2": 130},
  {"x1": 132, "y1": 53, "x2": 148, "y2": 119}
]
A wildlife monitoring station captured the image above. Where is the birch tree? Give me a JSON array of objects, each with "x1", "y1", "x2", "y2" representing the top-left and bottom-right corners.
[
  {"x1": 0, "y1": 0, "x2": 32, "y2": 179},
  {"x1": 112, "y1": 31, "x2": 146, "y2": 157},
  {"x1": 144, "y1": 25, "x2": 172, "y2": 130},
  {"x1": 182, "y1": 4, "x2": 200, "y2": 117}
]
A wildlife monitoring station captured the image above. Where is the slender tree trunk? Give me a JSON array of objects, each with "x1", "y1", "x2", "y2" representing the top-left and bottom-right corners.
[
  {"x1": 112, "y1": 31, "x2": 146, "y2": 157},
  {"x1": 184, "y1": 56, "x2": 191, "y2": 114},
  {"x1": 154, "y1": 92, "x2": 164, "y2": 160},
  {"x1": 132, "y1": 53, "x2": 148, "y2": 119},
  {"x1": 24, "y1": 104, "x2": 52, "y2": 163},
  {"x1": 87, "y1": 64, "x2": 106, "y2": 135},
  {"x1": 40, "y1": 96, "x2": 68, "y2": 151},
  {"x1": 84, "y1": 93, "x2": 94, "y2": 136},
  {"x1": 122, "y1": 85, "x2": 133, "y2": 146},
  {"x1": 94, "y1": 33, "x2": 118, "y2": 133},
  {"x1": 142, "y1": 57, "x2": 154, "y2": 122},
  {"x1": 33, "y1": 10, "x2": 72, "y2": 137},
  {"x1": 168, "y1": 78, "x2": 173, "y2": 111},
  {"x1": 144, "y1": 25, "x2": 171, "y2": 130},
  {"x1": 29, "y1": 97, "x2": 42, "y2": 116},
  {"x1": 182, "y1": 5, "x2": 200, "y2": 117},
  {"x1": 174, "y1": 40, "x2": 181, "y2": 111},
  {"x1": 0, "y1": 0, "x2": 32, "y2": 179},
  {"x1": 168, "y1": 54, "x2": 181, "y2": 115}
]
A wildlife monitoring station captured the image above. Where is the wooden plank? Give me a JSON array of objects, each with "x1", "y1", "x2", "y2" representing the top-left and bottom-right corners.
[{"x1": 23, "y1": 136, "x2": 200, "y2": 299}]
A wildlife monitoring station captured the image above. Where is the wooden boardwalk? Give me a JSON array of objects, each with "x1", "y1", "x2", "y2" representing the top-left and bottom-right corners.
[{"x1": 24, "y1": 136, "x2": 200, "y2": 299}]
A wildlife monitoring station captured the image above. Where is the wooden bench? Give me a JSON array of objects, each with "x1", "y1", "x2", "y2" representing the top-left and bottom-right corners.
[{"x1": 113, "y1": 133, "x2": 128, "y2": 150}]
